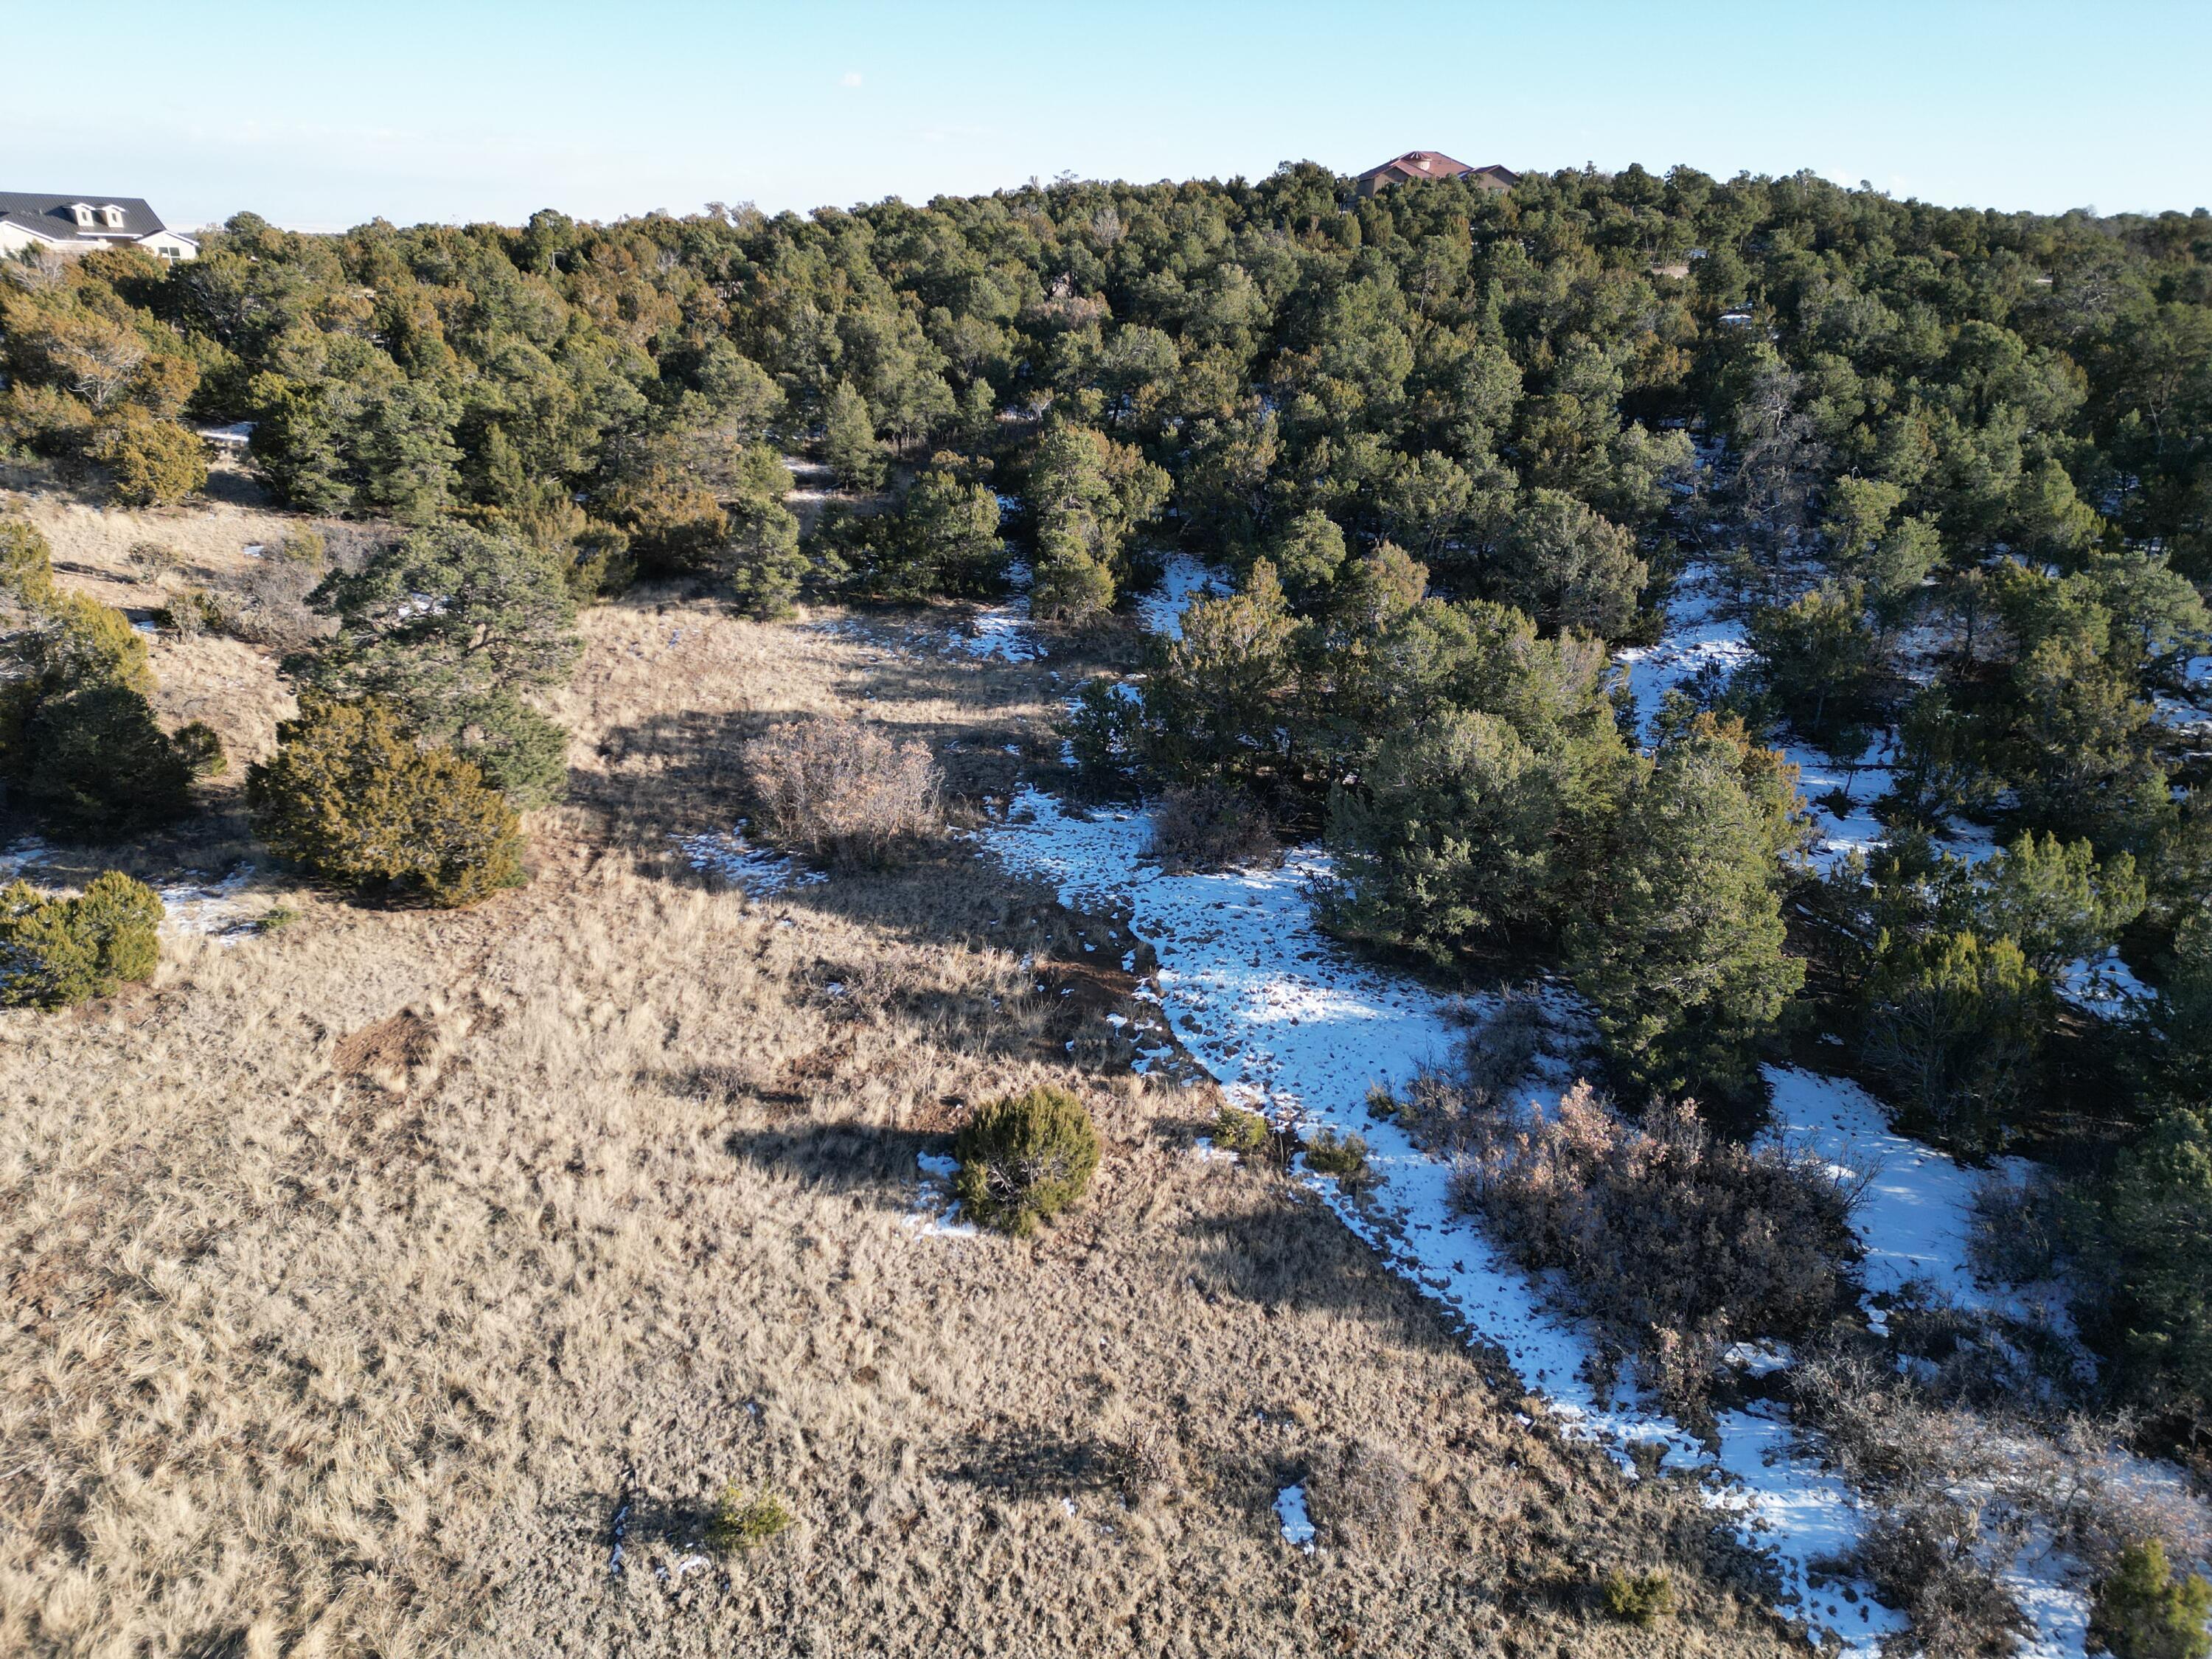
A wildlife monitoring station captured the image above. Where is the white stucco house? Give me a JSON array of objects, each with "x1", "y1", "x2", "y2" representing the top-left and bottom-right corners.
[{"x1": 0, "y1": 193, "x2": 198, "y2": 261}]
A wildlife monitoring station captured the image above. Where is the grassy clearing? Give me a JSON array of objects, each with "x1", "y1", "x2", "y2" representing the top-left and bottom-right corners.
[{"x1": 0, "y1": 511, "x2": 1798, "y2": 1657}]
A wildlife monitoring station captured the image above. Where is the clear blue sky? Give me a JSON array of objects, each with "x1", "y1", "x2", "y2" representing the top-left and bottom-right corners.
[{"x1": 7, "y1": 0, "x2": 2207, "y2": 231}]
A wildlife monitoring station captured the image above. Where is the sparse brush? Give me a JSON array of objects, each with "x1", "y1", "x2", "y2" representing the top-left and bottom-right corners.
[
  {"x1": 126, "y1": 539, "x2": 178, "y2": 581},
  {"x1": 705, "y1": 1486, "x2": 795, "y2": 1553},
  {"x1": 158, "y1": 585, "x2": 229, "y2": 638},
  {"x1": 1307, "y1": 1439, "x2": 1412, "y2": 1555},
  {"x1": 1116, "y1": 1425, "x2": 1178, "y2": 1505},
  {"x1": 1840, "y1": 1501, "x2": 2028, "y2": 1658},
  {"x1": 1144, "y1": 784, "x2": 1279, "y2": 874},
  {"x1": 1453, "y1": 1081, "x2": 1861, "y2": 1423},
  {"x1": 1394, "y1": 995, "x2": 1547, "y2": 1155},
  {"x1": 744, "y1": 715, "x2": 942, "y2": 872}
]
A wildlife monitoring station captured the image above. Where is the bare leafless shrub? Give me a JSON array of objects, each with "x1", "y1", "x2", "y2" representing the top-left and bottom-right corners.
[
  {"x1": 1391, "y1": 993, "x2": 1548, "y2": 1154},
  {"x1": 1306, "y1": 1439, "x2": 1412, "y2": 1556},
  {"x1": 743, "y1": 716, "x2": 942, "y2": 871},
  {"x1": 1967, "y1": 1169, "x2": 2068, "y2": 1288},
  {"x1": 1846, "y1": 1500, "x2": 2030, "y2": 1658},
  {"x1": 1143, "y1": 784, "x2": 1279, "y2": 874},
  {"x1": 1795, "y1": 1346, "x2": 2212, "y2": 1652},
  {"x1": 211, "y1": 553, "x2": 331, "y2": 652},
  {"x1": 1452, "y1": 1081, "x2": 1863, "y2": 1423}
]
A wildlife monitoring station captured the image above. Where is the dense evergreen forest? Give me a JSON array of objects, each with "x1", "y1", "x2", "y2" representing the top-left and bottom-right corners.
[{"x1": 5, "y1": 161, "x2": 2211, "y2": 1435}]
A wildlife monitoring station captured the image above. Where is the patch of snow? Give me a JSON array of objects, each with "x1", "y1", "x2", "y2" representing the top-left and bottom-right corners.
[
  {"x1": 1274, "y1": 1484, "x2": 1316, "y2": 1551},
  {"x1": 675, "y1": 824, "x2": 827, "y2": 897},
  {"x1": 1760, "y1": 1066, "x2": 2091, "y2": 1421},
  {"x1": 953, "y1": 597, "x2": 1047, "y2": 663},
  {"x1": 0, "y1": 838, "x2": 50, "y2": 880},
  {"x1": 1613, "y1": 567, "x2": 1756, "y2": 743},
  {"x1": 156, "y1": 866, "x2": 258, "y2": 942},
  {"x1": 1133, "y1": 553, "x2": 1228, "y2": 641},
  {"x1": 1723, "y1": 1340, "x2": 1792, "y2": 1378},
  {"x1": 2056, "y1": 950, "x2": 2156, "y2": 1020},
  {"x1": 906, "y1": 1151, "x2": 977, "y2": 1237},
  {"x1": 1761, "y1": 1067, "x2": 2011, "y2": 1310}
]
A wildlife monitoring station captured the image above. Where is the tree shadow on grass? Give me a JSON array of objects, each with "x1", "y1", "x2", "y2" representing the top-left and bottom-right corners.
[
  {"x1": 1177, "y1": 1195, "x2": 1483, "y2": 1360},
  {"x1": 723, "y1": 1119, "x2": 946, "y2": 1214},
  {"x1": 936, "y1": 1423, "x2": 1133, "y2": 1502}
]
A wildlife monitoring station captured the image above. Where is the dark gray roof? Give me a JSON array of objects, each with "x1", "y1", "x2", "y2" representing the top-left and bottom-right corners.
[{"x1": 0, "y1": 192, "x2": 192, "y2": 244}]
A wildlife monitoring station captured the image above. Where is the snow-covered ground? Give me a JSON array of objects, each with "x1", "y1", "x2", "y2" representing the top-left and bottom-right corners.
[
  {"x1": 1614, "y1": 566, "x2": 1933, "y2": 875},
  {"x1": 949, "y1": 559, "x2": 1048, "y2": 663},
  {"x1": 952, "y1": 596, "x2": 1048, "y2": 663},
  {"x1": 156, "y1": 866, "x2": 259, "y2": 939},
  {"x1": 984, "y1": 788, "x2": 1907, "y2": 1647}
]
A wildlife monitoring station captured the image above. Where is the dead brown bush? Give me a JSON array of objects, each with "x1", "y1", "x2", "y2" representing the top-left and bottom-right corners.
[
  {"x1": 1795, "y1": 1346, "x2": 2212, "y2": 1655},
  {"x1": 742, "y1": 715, "x2": 942, "y2": 870},
  {"x1": 1848, "y1": 1500, "x2": 2030, "y2": 1658},
  {"x1": 209, "y1": 553, "x2": 330, "y2": 653},
  {"x1": 1143, "y1": 784, "x2": 1279, "y2": 874},
  {"x1": 1452, "y1": 1082, "x2": 1863, "y2": 1425}
]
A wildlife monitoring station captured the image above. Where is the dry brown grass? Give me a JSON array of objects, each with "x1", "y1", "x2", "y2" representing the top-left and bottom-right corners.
[{"x1": 0, "y1": 516, "x2": 1802, "y2": 1658}]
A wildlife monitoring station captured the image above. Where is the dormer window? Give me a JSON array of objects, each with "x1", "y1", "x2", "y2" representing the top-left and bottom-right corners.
[
  {"x1": 100, "y1": 204, "x2": 125, "y2": 229},
  {"x1": 71, "y1": 203, "x2": 94, "y2": 227}
]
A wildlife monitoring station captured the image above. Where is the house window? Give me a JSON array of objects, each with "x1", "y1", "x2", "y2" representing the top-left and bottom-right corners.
[
  {"x1": 100, "y1": 206, "x2": 125, "y2": 229},
  {"x1": 71, "y1": 204, "x2": 94, "y2": 227}
]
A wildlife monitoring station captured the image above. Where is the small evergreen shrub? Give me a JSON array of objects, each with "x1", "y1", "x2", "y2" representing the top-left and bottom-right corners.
[
  {"x1": 88, "y1": 408, "x2": 206, "y2": 506},
  {"x1": 158, "y1": 586, "x2": 230, "y2": 638},
  {"x1": 1601, "y1": 1568, "x2": 1677, "y2": 1627},
  {"x1": 23, "y1": 684, "x2": 197, "y2": 838},
  {"x1": 705, "y1": 1486, "x2": 795, "y2": 1553},
  {"x1": 275, "y1": 526, "x2": 327, "y2": 567},
  {"x1": 1301, "y1": 1127, "x2": 1368, "y2": 1179},
  {"x1": 953, "y1": 1085, "x2": 1102, "y2": 1236},
  {"x1": 744, "y1": 717, "x2": 942, "y2": 871},
  {"x1": 1211, "y1": 1103, "x2": 1270, "y2": 1155},
  {"x1": 247, "y1": 695, "x2": 525, "y2": 908},
  {"x1": 0, "y1": 871, "x2": 161, "y2": 1008},
  {"x1": 2092, "y1": 1540, "x2": 2212, "y2": 1659},
  {"x1": 0, "y1": 518, "x2": 56, "y2": 604},
  {"x1": 1060, "y1": 676, "x2": 1146, "y2": 796}
]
